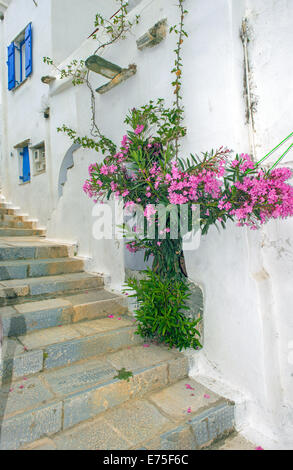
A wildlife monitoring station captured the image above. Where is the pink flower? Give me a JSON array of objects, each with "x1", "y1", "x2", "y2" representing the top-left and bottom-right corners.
[
  {"x1": 187, "y1": 407, "x2": 192, "y2": 414},
  {"x1": 108, "y1": 315, "x2": 114, "y2": 319},
  {"x1": 134, "y1": 125, "x2": 144, "y2": 135},
  {"x1": 204, "y1": 394, "x2": 210, "y2": 399},
  {"x1": 126, "y1": 242, "x2": 138, "y2": 253},
  {"x1": 144, "y1": 204, "x2": 157, "y2": 221},
  {"x1": 185, "y1": 384, "x2": 195, "y2": 390}
]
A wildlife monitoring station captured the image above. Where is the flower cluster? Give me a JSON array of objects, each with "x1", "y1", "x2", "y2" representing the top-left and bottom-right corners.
[{"x1": 84, "y1": 119, "x2": 293, "y2": 236}]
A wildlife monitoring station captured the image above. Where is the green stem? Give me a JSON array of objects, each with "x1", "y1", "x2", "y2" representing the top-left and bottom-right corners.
[
  {"x1": 268, "y1": 143, "x2": 293, "y2": 171},
  {"x1": 256, "y1": 131, "x2": 293, "y2": 166}
]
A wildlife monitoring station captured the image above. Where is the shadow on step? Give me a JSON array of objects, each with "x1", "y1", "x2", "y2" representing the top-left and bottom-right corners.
[{"x1": 0, "y1": 315, "x2": 27, "y2": 446}]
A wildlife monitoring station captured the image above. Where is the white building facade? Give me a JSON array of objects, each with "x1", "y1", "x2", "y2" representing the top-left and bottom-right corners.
[{"x1": 0, "y1": 0, "x2": 293, "y2": 449}]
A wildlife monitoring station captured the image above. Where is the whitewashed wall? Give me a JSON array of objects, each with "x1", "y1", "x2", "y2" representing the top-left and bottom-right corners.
[
  {"x1": 0, "y1": 0, "x2": 293, "y2": 448},
  {"x1": 0, "y1": 0, "x2": 113, "y2": 225}
]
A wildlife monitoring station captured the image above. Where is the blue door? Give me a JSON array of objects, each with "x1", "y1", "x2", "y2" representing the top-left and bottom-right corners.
[{"x1": 20, "y1": 146, "x2": 30, "y2": 182}]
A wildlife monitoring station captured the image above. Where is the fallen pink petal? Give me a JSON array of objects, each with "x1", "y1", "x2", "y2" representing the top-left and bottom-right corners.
[
  {"x1": 255, "y1": 446, "x2": 264, "y2": 450},
  {"x1": 108, "y1": 315, "x2": 114, "y2": 319},
  {"x1": 185, "y1": 384, "x2": 195, "y2": 390},
  {"x1": 204, "y1": 394, "x2": 211, "y2": 399},
  {"x1": 187, "y1": 407, "x2": 192, "y2": 414},
  {"x1": 143, "y1": 344, "x2": 150, "y2": 348}
]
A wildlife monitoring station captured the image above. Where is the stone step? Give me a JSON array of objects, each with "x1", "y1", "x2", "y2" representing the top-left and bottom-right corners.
[
  {"x1": 0, "y1": 345, "x2": 189, "y2": 450},
  {"x1": 0, "y1": 208, "x2": 16, "y2": 216},
  {"x1": 0, "y1": 228, "x2": 45, "y2": 237},
  {"x1": 0, "y1": 213, "x2": 31, "y2": 224},
  {"x1": 0, "y1": 242, "x2": 70, "y2": 261},
  {"x1": 1, "y1": 289, "x2": 128, "y2": 336},
  {"x1": 0, "y1": 202, "x2": 13, "y2": 210},
  {"x1": 0, "y1": 315, "x2": 141, "y2": 381},
  {"x1": 19, "y1": 378, "x2": 234, "y2": 451},
  {"x1": 0, "y1": 257, "x2": 84, "y2": 281},
  {"x1": 0, "y1": 220, "x2": 35, "y2": 229},
  {"x1": 0, "y1": 271, "x2": 103, "y2": 306}
]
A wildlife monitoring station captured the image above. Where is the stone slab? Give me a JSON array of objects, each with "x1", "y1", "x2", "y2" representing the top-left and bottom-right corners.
[
  {"x1": 20, "y1": 324, "x2": 81, "y2": 350},
  {"x1": 62, "y1": 363, "x2": 168, "y2": 429},
  {"x1": 0, "y1": 376, "x2": 53, "y2": 418},
  {"x1": 0, "y1": 348, "x2": 43, "y2": 381},
  {"x1": 0, "y1": 402, "x2": 62, "y2": 450},
  {"x1": 107, "y1": 344, "x2": 176, "y2": 371},
  {"x1": 190, "y1": 403, "x2": 235, "y2": 447},
  {"x1": 149, "y1": 378, "x2": 221, "y2": 420},
  {"x1": 44, "y1": 326, "x2": 141, "y2": 369},
  {"x1": 44, "y1": 357, "x2": 116, "y2": 395},
  {"x1": 53, "y1": 416, "x2": 129, "y2": 450},
  {"x1": 103, "y1": 400, "x2": 170, "y2": 447}
]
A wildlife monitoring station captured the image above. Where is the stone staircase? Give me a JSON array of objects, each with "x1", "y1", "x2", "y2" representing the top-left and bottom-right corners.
[{"x1": 0, "y1": 195, "x2": 236, "y2": 450}]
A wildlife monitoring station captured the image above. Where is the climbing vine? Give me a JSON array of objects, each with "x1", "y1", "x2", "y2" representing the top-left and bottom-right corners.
[
  {"x1": 44, "y1": 0, "x2": 139, "y2": 154},
  {"x1": 170, "y1": 0, "x2": 188, "y2": 157}
]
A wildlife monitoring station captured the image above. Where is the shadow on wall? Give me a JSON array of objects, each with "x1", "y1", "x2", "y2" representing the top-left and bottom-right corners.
[{"x1": 0, "y1": 310, "x2": 27, "y2": 449}]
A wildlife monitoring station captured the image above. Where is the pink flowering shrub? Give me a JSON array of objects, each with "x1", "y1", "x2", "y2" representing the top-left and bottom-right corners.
[
  {"x1": 84, "y1": 105, "x2": 293, "y2": 245},
  {"x1": 82, "y1": 100, "x2": 293, "y2": 350}
]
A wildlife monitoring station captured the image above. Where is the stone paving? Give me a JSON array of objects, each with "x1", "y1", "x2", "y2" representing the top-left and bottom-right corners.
[{"x1": 0, "y1": 195, "x2": 240, "y2": 450}]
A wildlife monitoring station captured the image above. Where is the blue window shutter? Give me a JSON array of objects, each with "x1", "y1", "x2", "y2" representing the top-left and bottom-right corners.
[
  {"x1": 7, "y1": 42, "x2": 16, "y2": 90},
  {"x1": 25, "y1": 23, "x2": 32, "y2": 78},
  {"x1": 21, "y1": 147, "x2": 31, "y2": 182}
]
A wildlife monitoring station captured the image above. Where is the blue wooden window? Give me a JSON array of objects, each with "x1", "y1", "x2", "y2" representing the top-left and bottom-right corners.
[
  {"x1": 7, "y1": 23, "x2": 32, "y2": 90},
  {"x1": 19, "y1": 146, "x2": 31, "y2": 183},
  {"x1": 7, "y1": 42, "x2": 16, "y2": 90},
  {"x1": 25, "y1": 24, "x2": 32, "y2": 78}
]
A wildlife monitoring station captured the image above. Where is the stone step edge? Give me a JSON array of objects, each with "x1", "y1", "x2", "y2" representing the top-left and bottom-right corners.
[
  {"x1": 0, "y1": 257, "x2": 83, "y2": 267},
  {"x1": 134, "y1": 400, "x2": 235, "y2": 450},
  {"x1": 0, "y1": 229, "x2": 46, "y2": 237},
  {"x1": 0, "y1": 242, "x2": 76, "y2": 261},
  {"x1": 0, "y1": 258, "x2": 85, "y2": 282},
  {"x1": 0, "y1": 273, "x2": 104, "y2": 304},
  {"x1": 20, "y1": 397, "x2": 234, "y2": 451},
  {"x1": 1, "y1": 291, "x2": 128, "y2": 337},
  {"x1": 1, "y1": 323, "x2": 141, "y2": 380},
  {"x1": 1, "y1": 357, "x2": 189, "y2": 449},
  {"x1": 0, "y1": 283, "x2": 105, "y2": 307}
]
